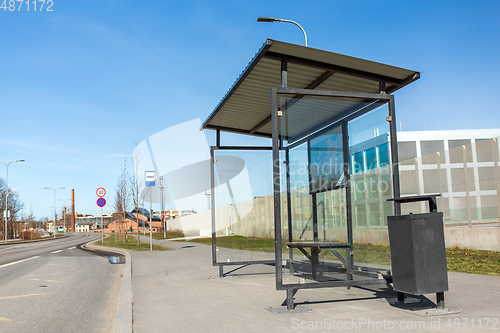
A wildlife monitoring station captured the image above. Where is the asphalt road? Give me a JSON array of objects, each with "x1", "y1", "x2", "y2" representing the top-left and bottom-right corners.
[{"x1": 0, "y1": 233, "x2": 124, "y2": 333}]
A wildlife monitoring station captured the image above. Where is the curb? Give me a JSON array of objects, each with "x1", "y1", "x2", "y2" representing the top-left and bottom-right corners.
[
  {"x1": 0, "y1": 234, "x2": 69, "y2": 246},
  {"x1": 85, "y1": 239, "x2": 133, "y2": 333}
]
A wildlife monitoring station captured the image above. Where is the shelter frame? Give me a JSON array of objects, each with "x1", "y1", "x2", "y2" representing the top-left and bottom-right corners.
[
  {"x1": 202, "y1": 39, "x2": 418, "y2": 309},
  {"x1": 271, "y1": 87, "x2": 401, "y2": 309},
  {"x1": 210, "y1": 145, "x2": 275, "y2": 277}
]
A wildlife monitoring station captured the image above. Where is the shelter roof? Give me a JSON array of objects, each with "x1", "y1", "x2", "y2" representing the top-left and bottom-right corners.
[{"x1": 201, "y1": 39, "x2": 419, "y2": 139}]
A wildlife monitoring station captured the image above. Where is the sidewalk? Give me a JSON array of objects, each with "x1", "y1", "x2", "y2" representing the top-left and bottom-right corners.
[{"x1": 129, "y1": 235, "x2": 500, "y2": 332}]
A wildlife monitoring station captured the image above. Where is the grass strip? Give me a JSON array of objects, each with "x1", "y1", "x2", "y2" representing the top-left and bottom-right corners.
[
  {"x1": 94, "y1": 235, "x2": 171, "y2": 251},
  {"x1": 138, "y1": 231, "x2": 185, "y2": 240},
  {"x1": 186, "y1": 236, "x2": 500, "y2": 276}
]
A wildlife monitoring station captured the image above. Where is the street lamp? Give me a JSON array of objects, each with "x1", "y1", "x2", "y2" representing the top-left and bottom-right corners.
[
  {"x1": 257, "y1": 17, "x2": 308, "y2": 47},
  {"x1": 58, "y1": 198, "x2": 71, "y2": 234},
  {"x1": 1, "y1": 159, "x2": 25, "y2": 242},
  {"x1": 44, "y1": 187, "x2": 65, "y2": 238}
]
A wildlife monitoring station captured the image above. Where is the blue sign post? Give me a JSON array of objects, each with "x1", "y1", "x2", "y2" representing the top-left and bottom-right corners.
[
  {"x1": 96, "y1": 197, "x2": 106, "y2": 243},
  {"x1": 145, "y1": 171, "x2": 156, "y2": 187},
  {"x1": 145, "y1": 171, "x2": 155, "y2": 251}
]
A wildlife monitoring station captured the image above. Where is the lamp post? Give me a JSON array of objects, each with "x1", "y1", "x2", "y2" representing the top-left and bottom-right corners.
[
  {"x1": 44, "y1": 187, "x2": 65, "y2": 237},
  {"x1": 58, "y1": 198, "x2": 71, "y2": 234},
  {"x1": 257, "y1": 17, "x2": 308, "y2": 47},
  {"x1": 1, "y1": 159, "x2": 25, "y2": 242}
]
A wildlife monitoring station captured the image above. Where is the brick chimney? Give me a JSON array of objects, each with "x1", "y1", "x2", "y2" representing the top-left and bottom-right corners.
[{"x1": 71, "y1": 189, "x2": 75, "y2": 232}]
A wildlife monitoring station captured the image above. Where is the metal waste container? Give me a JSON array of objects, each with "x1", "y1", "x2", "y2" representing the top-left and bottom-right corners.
[{"x1": 387, "y1": 195, "x2": 448, "y2": 308}]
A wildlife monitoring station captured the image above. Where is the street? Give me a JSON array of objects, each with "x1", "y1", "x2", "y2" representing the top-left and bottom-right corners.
[{"x1": 0, "y1": 233, "x2": 123, "y2": 333}]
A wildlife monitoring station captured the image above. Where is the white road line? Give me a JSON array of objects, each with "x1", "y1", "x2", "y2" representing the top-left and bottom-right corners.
[
  {"x1": 0, "y1": 246, "x2": 16, "y2": 252},
  {"x1": 68, "y1": 247, "x2": 76, "y2": 250},
  {"x1": 51, "y1": 250, "x2": 63, "y2": 254},
  {"x1": 0, "y1": 256, "x2": 40, "y2": 269}
]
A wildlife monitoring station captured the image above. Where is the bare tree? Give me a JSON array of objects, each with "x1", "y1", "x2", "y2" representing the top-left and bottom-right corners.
[
  {"x1": 114, "y1": 159, "x2": 130, "y2": 242},
  {"x1": 114, "y1": 159, "x2": 130, "y2": 214},
  {"x1": 130, "y1": 143, "x2": 144, "y2": 244},
  {"x1": 0, "y1": 178, "x2": 24, "y2": 239}
]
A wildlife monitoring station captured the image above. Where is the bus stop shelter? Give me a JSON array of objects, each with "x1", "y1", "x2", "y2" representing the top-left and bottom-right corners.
[{"x1": 201, "y1": 39, "x2": 420, "y2": 310}]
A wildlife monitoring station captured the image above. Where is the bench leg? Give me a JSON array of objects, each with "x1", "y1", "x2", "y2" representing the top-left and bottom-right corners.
[
  {"x1": 436, "y1": 292, "x2": 445, "y2": 309},
  {"x1": 286, "y1": 289, "x2": 296, "y2": 310},
  {"x1": 397, "y1": 292, "x2": 405, "y2": 304},
  {"x1": 219, "y1": 265, "x2": 224, "y2": 278}
]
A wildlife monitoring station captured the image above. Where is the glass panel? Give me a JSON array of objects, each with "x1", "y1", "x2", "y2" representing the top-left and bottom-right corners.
[
  {"x1": 213, "y1": 149, "x2": 275, "y2": 267},
  {"x1": 348, "y1": 105, "x2": 393, "y2": 268},
  {"x1": 309, "y1": 124, "x2": 344, "y2": 193},
  {"x1": 277, "y1": 93, "x2": 391, "y2": 286},
  {"x1": 288, "y1": 143, "x2": 312, "y2": 242}
]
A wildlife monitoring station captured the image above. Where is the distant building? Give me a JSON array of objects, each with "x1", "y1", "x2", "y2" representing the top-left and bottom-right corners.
[{"x1": 347, "y1": 128, "x2": 500, "y2": 226}]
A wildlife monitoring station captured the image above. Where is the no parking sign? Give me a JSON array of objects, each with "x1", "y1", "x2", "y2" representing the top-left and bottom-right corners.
[{"x1": 97, "y1": 198, "x2": 106, "y2": 207}]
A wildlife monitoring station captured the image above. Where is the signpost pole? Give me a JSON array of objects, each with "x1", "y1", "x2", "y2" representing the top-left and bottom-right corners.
[
  {"x1": 96, "y1": 189, "x2": 106, "y2": 244},
  {"x1": 101, "y1": 207, "x2": 104, "y2": 244},
  {"x1": 160, "y1": 176, "x2": 165, "y2": 239},
  {"x1": 145, "y1": 171, "x2": 155, "y2": 252},
  {"x1": 150, "y1": 188, "x2": 152, "y2": 252}
]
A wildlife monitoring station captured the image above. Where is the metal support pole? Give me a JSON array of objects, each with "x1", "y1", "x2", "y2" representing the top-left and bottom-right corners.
[
  {"x1": 53, "y1": 190, "x2": 56, "y2": 238},
  {"x1": 219, "y1": 265, "x2": 224, "y2": 278},
  {"x1": 101, "y1": 207, "x2": 104, "y2": 243},
  {"x1": 150, "y1": 188, "x2": 153, "y2": 252},
  {"x1": 272, "y1": 87, "x2": 283, "y2": 291},
  {"x1": 160, "y1": 176, "x2": 165, "y2": 239},
  {"x1": 397, "y1": 292, "x2": 405, "y2": 304},
  {"x1": 342, "y1": 121, "x2": 353, "y2": 276},
  {"x1": 5, "y1": 164, "x2": 8, "y2": 241},
  {"x1": 312, "y1": 193, "x2": 318, "y2": 242},
  {"x1": 211, "y1": 147, "x2": 217, "y2": 266},
  {"x1": 492, "y1": 139, "x2": 500, "y2": 221},
  {"x1": 462, "y1": 146, "x2": 472, "y2": 227},
  {"x1": 63, "y1": 207, "x2": 66, "y2": 235},
  {"x1": 286, "y1": 289, "x2": 295, "y2": 310},
  {"x1": 388, "y1": 96, "x2": 401, "y2": 216},
  {"x1": 286, "y1": 149, "x2": 294, "y2": 273},
  {"x1": 436, "y1": 292, "x2": 445, "y2": 309}
]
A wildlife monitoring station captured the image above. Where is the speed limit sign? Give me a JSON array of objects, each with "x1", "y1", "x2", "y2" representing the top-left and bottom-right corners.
[{"x1": 96, "y1": 187, "x2": 106, "y2": 197}]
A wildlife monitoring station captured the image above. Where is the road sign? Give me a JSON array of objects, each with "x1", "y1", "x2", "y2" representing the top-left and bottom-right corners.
[
  {"x1": 145, "y1": 171, "x2": 156, "y2": 186},
  {"x1": 97, "y1": 198, "x2": 106, "y2": 207},
  {"x1": 96, "y1": 187, "x2": 106, "y2": 197}
]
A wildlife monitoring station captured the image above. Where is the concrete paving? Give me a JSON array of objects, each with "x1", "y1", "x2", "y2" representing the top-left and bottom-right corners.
[{"x1": 116, "y1": 235, "x2": 500, "y2": 332}]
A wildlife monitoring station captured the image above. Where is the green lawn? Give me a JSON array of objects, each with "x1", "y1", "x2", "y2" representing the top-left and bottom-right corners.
[
  {"x1": 137, "y1": 231, "x2": 185, "y2": 240},
  {"x1": 94, "y1": 235, "x2": 172, "y2": 251},
  {"x1": 186, "y1": 235, "x2": 500, "y2": 276}
]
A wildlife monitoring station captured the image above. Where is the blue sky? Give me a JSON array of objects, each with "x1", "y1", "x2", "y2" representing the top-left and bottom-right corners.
[{"x1": 1, "y1": 0, "x2": 499, "y2": 219}]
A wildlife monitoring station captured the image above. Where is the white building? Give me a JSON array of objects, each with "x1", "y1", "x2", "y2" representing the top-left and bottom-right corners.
[
  {"x1": 75, "y1": 222, "x2": 90, "y2": 233},
  {"x1": 397, "y1": 129, "x2": 500, "y2": 226}
]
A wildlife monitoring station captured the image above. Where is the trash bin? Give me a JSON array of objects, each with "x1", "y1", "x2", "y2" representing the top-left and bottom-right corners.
[{"x1": 387, "y1": 195, "x2": 448, "y2": 306}]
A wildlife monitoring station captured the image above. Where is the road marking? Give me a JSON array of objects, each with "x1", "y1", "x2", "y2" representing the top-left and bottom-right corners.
[
  {"x1": 0, "y1": 246, "x2": 17, "y2": 252},
  {"x1": 51, "y1": 250, "x2": 63, "y2": 254},
  {"x1": 68, "y1": 247, "x2": 76, "y2": 250},
  {"x1": 0, "y1": 317, "x2": 14, "y2": 322},
  {"x1": 0, "y1": 293, "x2": 48, "y2": 300},
  {"x1": 31, "y1": 279, "x2": 63, "y2": 283},
  {"x1": 0, "y1": 256, "x2": 40, "y2": 269}
]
